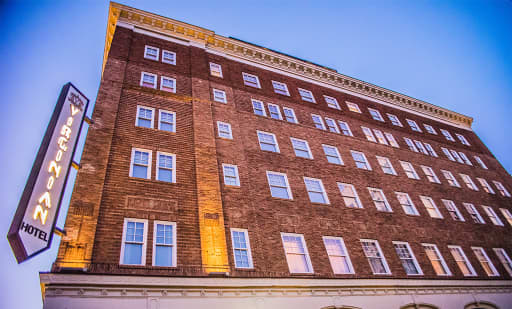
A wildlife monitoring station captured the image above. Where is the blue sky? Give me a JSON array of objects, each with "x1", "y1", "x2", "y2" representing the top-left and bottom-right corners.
[{"x1": 1, "y1": 1, "x2": 511, "y2": 308}]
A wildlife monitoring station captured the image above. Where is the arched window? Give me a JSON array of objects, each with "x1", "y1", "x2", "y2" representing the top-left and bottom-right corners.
[
  {"x1": 400, "y1": 304, "x2": 438, "y2": 309},
  {"x1": 465, "y1": 301, "x2": 500, "y2": 309}
]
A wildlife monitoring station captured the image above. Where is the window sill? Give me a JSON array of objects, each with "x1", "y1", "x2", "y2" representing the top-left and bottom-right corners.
[{"x1": 270, "y1": 197, "x2": 294, "y2": 202}]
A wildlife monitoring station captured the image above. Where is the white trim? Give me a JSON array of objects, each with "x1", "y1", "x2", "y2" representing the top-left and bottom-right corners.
[
  {"x1": 311, "y1": 114, "x2": 326, "y2": 130},
  {"x1": 230, "y1": 228, "x2": 254, "y2": 269},
  {"x1": 129, "y1": 147, "x2": 152, "y2": 179},
  {"x1": 448, "y1": 245, "x2": 477, "y2": 277},
  {"x1": 217, "y1": 121, "x2": 233, "y2": 139},
  {"x1": 346, "y1": 101, "x2": 361, "y2": 113},
  {"x1": 322, "y1": 144, "x2": 343, "y2": 165},
  {"x1": 324, "y1": 117, "x2": 340, "y2": 133},
  {"x1": 140, "y1": 71, "x2": 157, "y2": 89},
  {"x1": 298, "y1": 88, "x2": 315, "y2": 103},
  {"x1": 338, "y1": 120, "x2": 353, "y2": 136},
  {"x1": 251, "y1": 99, "x2": 267, "y2": 117},
  {"x1": 367, "y1": 187, "x2": 392, "y2": 212},
  {"x1": 162, "y1": 50, "x2": 176, "y2": 65},
  {"x1": 493, "y1": 248, "x2": 512, "y2": 276},
  {"x1": 303, "y1": 176, "x2": 330, "y2": 204},
  {"x1": 482, "y1": 205, "x2": 504, "y2": 226},
  {"x1": 368, "y1": 108, "x2": 384, "y2": 122},
  {"x1": 421, "y1": 243, "x2": 452, "y2": 276},
  {"x1": 392, "y1": 241, "x2": 423, "y2": 275},
  {"x1": 120, "y1": 218, "x2": 148, "y2": 266},
  {"x1": 152, "y1": 221, "x2": 177, "y2": 267},
  {"x1": 471, "y1": 246, "x2": 499, "y2": 277},
  {"x1": 209, "y1": 62, "x2": 223, "y2": 77},
  {"x1": 266, "y1": 171, "x2": 293, "y2": 200},
  {"x1": 323, "y1": 95, "x2": 340, "y2": 110},
  {"x1": 132, "y1": 26, "x2": 198, "y2": 47},
  {"x1": 290, "y1": 137, "x2": 313, "y2": 159},
  {"x1": 144, "y1": 45, "x2": 159, "y2": 61},
  {"x1": 160, "y1": 76, "x2": 177, "y2": 93},
  {"x1": 257, "y1": 130, "x2": 279, "y2": 153},
  {"x1": 283, "y1": 107, "x2": 298, "y2": 123},
  {"x1": 395, "y1": 192, "x2": 419, "y2": 216},
  {"x1": 351, "y1": 150, "x2": 372, "y2": 170},
  {"x1": 158, "y1": 109, "x2": 176, "y2": 132},
  {"x1": 419, "y1": 195, "x2": 443, "y2": 219},
  {"x1": 271, "y1": 80, "x2": 290, "y2": 96},
  {"x1": 222, "y1": 163, "x2": 240, "y2": 186},
  {"x1": 322, "y1": 236, "x2": 355, "y2": 274},
  {"x1": 136, "y1": 105, "x2": 155, "y2": 128},
  {"x1": 267, "y1": 103, "x2": 283, "y2": 120},
  {"x1": 376, "y1": 156, "x2": 397, "y2": 175},
  {"x1": 386, "y1": 113, "x2": 403, "y2": 127},
  {"x1": 441, "y1": 199, "x2": 465, "y2": 222},
  {"x1": 212, "y1": 88, "x2": 227, "y2": 103},
  {"x1": 156, "y1": 151, "x2": 176, "y2": 183},
  {"x1": 242, "y1": 72, "x2": 261, "y2": 88},
  {"x1": 400, "y1": 161, "x2": 419, "y2": 180},
  {"x1": 281, "y1": 232, "x2": 314, "y2": 274},
  {"x1": 360, "y1": 239, "x2": 391, "y2": 275},
  {"x1": 406, "y1": 119, "x2": 422, "y2": 132},
  {"x1": 337, "y1": 182, "x2": 363, "y2": 209}
]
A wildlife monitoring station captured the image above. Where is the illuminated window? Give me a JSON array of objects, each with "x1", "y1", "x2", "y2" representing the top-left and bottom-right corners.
[
  {"x1": 385, "y1": 132, "x2": 399, "y2": 147},
  {"x1": 361, "y1": 126, "x2": 376, "y2": 142},
  {"x1": 387, "y1": 113, "x2": 402, "y2": 126},
  {"x1": 324, "y1": 95, "x2": 340, "y2": 110},
  {"x1": 393, "y1": 242, "x2": 422, "y2": 275},
  {"x1": 360, "y1": 239, "x2": 391, "y2": 274},
  {"x1": 351, "y1": 151, "x2": 371, "y2": 170},
  {"x1": 456, "y1": 133, "x2": 470, "y2": 146},
  {"x1": 338, "y1": 121, "x2": 353, "y2": 136},
  {"x1": 283, "y1": 107, "x2": 298, "y2": 123},
  {"x1": 298, "y1": 88, "x2": 315, "y2": 103},
  {"x1": 499, "y1": 208, "x2": 512, "y2": 226},
  {"x1": 423, "y1": 124, "x2": 437, "y2": 134},
  {"x1": 420, "y1": 196, "x2": 443, "y2": 219},
  {"x1": 325, "y1": 117, "x2": 339, "y2": 133},
  {"x1": 448, "y1": 246, "x2": 477, "y2": 276},
  {"x1": 441, "y1": 147, "x2": 455, "y2": 161},
  {"x1": 212, "y1": 89, "x2": 227, "y2": 103},
  {"x1": 162, "y1": 50, "x2": 176, "y2": 65},
  {"x1": 472, "y1": 247, "x2": 499, "y2": 276},
  {"x1": 144, "y1": 45, "x2": 159, "y2": 61},
  {"x1": 268, "y1": 103, "x2": 283, "y2": 120},
  {"x1": 368, "y1": 108, "x2": 384, "y2": 121},
  {"x1": 322, "y1": 145, "x2": 343, "y2": 165},
  {"x1": 136, "y1": 106, "x2": 154, "y2": 128},
  {"x1": 493, "y1": 248, "x2": 512, "y2": 276},
  {"x1": 474, "y1": 156, "x2": 488, "y2": 169},
  {"x1": 441, "y1": 170, "x2": 460, "y2": 187},
  {"x1": 257, "y1": 131, "x2": 279, "y2": 152},
  {"x1": 346, "y1": 101, "x2": 361, "y2": 113},
  {"x1": 156, "y1": 152, "x2": 176, "y2": 183},
  {"x1": 217, "y1": 121, "x2": 232, "y2": 139},
  {"x1": 424, "y1": 143, "x2": 438, "y2": 157},
  {"x1": 442, "y1": 199, "x2": 465, "y2": 222},
  {"x1": 252, "y1": 99, "x2": 266, "y2": 116},
  {"x1": 291, "y1": 138, "x2": 313, "y2": 159},
  {"x1": 396, "y1": 192, "x2": 419, "y2": 215},
  {"x1": 338, "y1": 183, "x2": 363, "y2": 208},
  {"x1": 493, "y1": 181, "x2": 511, "y2": 197},
  {"x1": 400, "y1": 161, "x2": 419, "y2": 180},
  {"x1": 477, "y1": 178, "x2": 495, "y2": 194},
  {"x1": 440, "y1": 129, "x2": 455, "y2": 141},
  {"x1": 152, "y1": 221, "x2": 176, "y2": 267},
  {"x1": 130, "y1": 148, "x2": 152, "y2": 179},
  {"x1": 460, "y1": 174, "x2": 478, "y2": 191},
  {"x1": 304, "y1": 177, "x2": 329, "y2": 204},
  {"x1": 421, "y1": 166, "x2": 440, "y2": 183},
  {"x1": 323, "y1": 236, "x2": 354, "y2": 274},
  {"x1": 368, "y1": 188, "x2": 392, "y2": 212},
  {"x1": 209, "y1": 62, "x2": 222, "y2": 77},
  {"x1": 120, "y1": 218, "x2": 148, "y2": 265},
  {"x1": 222, "y1": 164, "x2": 240, "y2": 186},
  {"x1": 406, "y1": 119, "x2": 422, "y2": 132},
  {"x1": 463, "y1": 203, "x2": 485, "y2": 224},
  {"x1": 160, "y1": 76, "x2": 176, "y2": 93},
  {"x1": 158, "y1": 110, "x2": 175, "y2": 132},
  {"x1": 376, "y1": 156, "x2": 396, "y2": 175},
  {"x1": 404, "y1": 137, "x2": 418, "y2": 152},
  {"x1": 373, "y1": 129, "x2": 388, "y2": 145},
  {"x1": 231, "y1": 229, "x2": 253, "y2": 268},
  {"x1": 482, "y1": 206, "x2": 504, "y2": 226},
  {"x1": 140, "y1": 72, "x2": 157, "y2": 88},
  {"x1": 272, "y1": 81, "x2": 290, "y2": 96},
  {"x1": 311, "y1": 114, "x2": 326, "y2": 130},
  {"x1": 422, "y1": 243, "x2": 451, "y2": 275},
  {"x1": 267, "y1": 171, "x2": 292, "y2": 199},
  {"x1": 458, "y1": 152, "x2": 472, "y2": 165},
  {"x1": 242, "y1": 72, "x2": 261, "y2": 88},
  {"x1": 281, "y1": 233, "x2": 313, "y2": 273},
  {"x1": 414, "y1": 140, "x2": 428, "y2": 155}
]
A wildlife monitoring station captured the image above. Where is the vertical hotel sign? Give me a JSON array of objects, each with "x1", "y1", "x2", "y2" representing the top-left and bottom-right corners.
[{"x1": 8, "y1": 83, "x2": 89, "y2": 263}]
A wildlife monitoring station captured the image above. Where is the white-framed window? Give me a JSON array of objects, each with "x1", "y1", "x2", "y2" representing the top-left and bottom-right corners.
[
  {"x1": 323, "y1": 236, "x2": 354, "y2": 274},
  {"x1": 298, "y1": 88, "x2": 315, "y2": 103},
  {"x1": 493, "y1": 248, "x2": 512, "y2": 276},
  {"x1": 422, "y1": 243, "x2": 451, "y2": 276},
  {"x1": 209, "y1": 62, "x2": 222, "y2": 77},
  {"x1": 268, "y1": 103, "x2": 283, "y2": 120},
  {"x1": 222, "y1": 164, "x2": 240, "y2": 186},
  {"x1": 136, "y1": 105, "x2": 155, "y2": 128},
  {"x1": 252, "y1": 99, "x2": 266, "y2": 116},
  {"x1": 460, "y1": 174, "x2": 478, "y2": 191},
  {"x1": 368, "y1": 188, "x2": 392, "y2": 212},
  {"x1": 384, "y1": 132, "x2": 399, "y2": 148},
  {"x1": 440, "y1": 129, "x2": 455, "y2": 141},
  {"x1": 421, "y1": 165, "x2": 440, "y2": 183},
  {"x1": 217, "y1": 121, "x2": 233, "y2": 139},
  {"x1": 346, "y1": 101, "x2": 361, "y2": 113},
  {"x1": 406, "y1": 119, "x2": 422, "y2": 132},
  {"x1": 242, "y1": 72, "x2": 261, "y2": 88},
  {"x1": 424, "y1": 143, "x2": 438, "y2": 157},
  {"x1": 144, "y1": 45, "x2": 159, "y2": 61},
  {"x1": 420, "y1": 196, "x2": 443, "y2": 219},
  {"x1": 441, "y1": 170, "x2": 460, "y2": 187},
  {"x1": 463, "y1": 203, "x2": 485, "y2": 224},
  {"x1": 140, "y1": 72, "x2": 157, "y2": 88},
  {"x1": 283, "y1": 107, "x2": 298, "y2": 123},
  {"x1": 474, "y1": 156, "x2": 488, "y2": 169},
  {"x1": 361, "y1": 126, "x2": 377, "y2": 142},
  {"x1": 400, "y1": 161, "x2": 419, "y2": 180},
  {"x1": 448, "y1": 245, "x2": 477, "y2": 276},
  {"x1": 414, "y1": 140, "x2": 428, "y2": 155},
  {"x1": 393, "y1": 241, "x2": 423, "y2": 275},
  {"x1": 450, "y1": 150, "x2": 464, "y2": 164},
  {"x1": 212, "y1": 88, "x2": 227, "y2": 103},
  {"x1": 267, "y1": 171, "x2": 292, "y2": 199},
  {"x1": 156, "y1": 152, "x2": 176, "y2": 183},
  {"x1": 304, "y1": 177, "x2": 329, "y2": 204},
  {"x1": 162, "y1": 50, "x2": 176, "y2": 65},
  {"x1": 404, "y1": 137, "x2": 418, "y2": 152},
  {"x1": 160, "y1": 76, "x2": 176, "y2": 93},
  {"x1": 360, "y1": 239, "x2": 391, "y2": 275},
  {"x1": 423, "y1": 124, "x2": 437, "y2": 134},
  {"x1": 322, "y1": 144, "x2": 343, "y2": 165},
  {"x1": 231, "y1": 228, "x2": 253, "y2": 268},
  {"x1": 338, "y1": 121, "x2": 353, "y2": 136},
  {"x1": 153, "y1": 221, "x2": 176, "y2": 267},
  {"x1": 373, "y1": 129, "x2": 388, "y2": 145},
  {"x1": 351, "y1": 151, "x2": 371, "y2": 170},
  {"x1": 311, "y1": 114, "x2": 326, "y2": 130},
  {"x1": 472, "y1": 247, "x2": 499, "y2": 276},
  {"x1": 456, "y1": 133, "x2": 471, "y2": 146},
  {"x1": 130, "y1": 148, "x2": 152, "y2": 179},
  {"x1": 158, "y1": 109, "x2": 176, "y2": 133},
  {"x1": 257, "y1": 131, "x2": 279, "y2": 152},
  {"x1": 291, "y1": 138, "x2": 313, "y2": 159},
  {"x1": 368, "y1": 108, "x2": 384, "y2": 122},
  {"x1": 441, "y1": 147, "x2": 455, "y2": 161},
  {"x1": 325, "y1": 117, "x2": 340, "y2": 133},
  {"x1": 493, "y1": 181, "x2": 511, "y2": 197},
  {"x1": 499, "y1": 208, "x2": 512, "y2": 226},
  {"x1": 482, "y1": 206, "x2": 504, "y2": 226},
  {"x1": 396, "y1": 192, "x2": 419, "y2": 216},
  {"x1": 120, "y1": 218, "x2": 148, "y2": 265},
  {"x1": 387, "y1": 113, "x2": 403, "y2": 126},
  {"x1": 272, "y1": 80, "x2": 289, "y2": 96},
  {"x1": 281, "y1": 233, "x2": 314, "y2": 273},
  {"x1": 324, "y1": 95, "x2": 340, "y2": 110},
  {"x1": 376, "y1": 156, "x2": 397, "y2": 175},
  {"x1": 442, "y1": 199, "x2": 465, "y2": 222},
  {"x1": 338, "y1": 183, "x2": 363, "y2": 208},
  {"x1": 458, "y1": 152, "x2": 472, "y2": 165},
  {"x1": 477, "y1": 178, "x2": 495, "y2": 194}
]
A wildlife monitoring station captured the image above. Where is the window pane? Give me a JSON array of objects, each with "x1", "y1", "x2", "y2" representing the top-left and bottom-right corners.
[
  {"x1": 133, "y1": 165, "x2": 148, "y2": 178},
  {"x1": 124, "y1": 243, "x2": 142, "y2": 264}
]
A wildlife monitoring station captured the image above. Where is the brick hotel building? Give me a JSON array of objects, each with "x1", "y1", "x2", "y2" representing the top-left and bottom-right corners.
[{"x1": 40, "y1": 2, "x2": 512, "y2": 308}]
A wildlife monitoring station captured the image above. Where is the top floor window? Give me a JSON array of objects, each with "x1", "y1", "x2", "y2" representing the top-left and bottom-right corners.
[
  {"x1": 406, "y1": 119, "x2": 422, "y2": 132},
  {"x1": 440, "y1": 129, "x2": 455, "y2": 141},
  {"x1": 144, "y1": 45, "x2": 159, "y2": 61},
  {"x1": 298, "y1": 88, "x2": 315, "y2": 103},
  {"x1": 162, "y1": 50, "x2": 176, "y2": 65},
  {"x1": 242, "y1": 72, "x2": 261, "y2": 88},
  {"x1": 387, "y1": 114, "x2": 403, "y2": 126},
  {"x1": 209, "y1": 62, "x2": 223, "y2": 78},
  {"x1": 160, "y1": 76, "x2": 176, "y2": 93},
  {"x1": 272, "y1": 81, "x2": 290, "y2": 96},
  {"x1": 324, "y1": 95, "x2": 340, "y2": 110},
  {"x1": 493, "y1": 181, "x2": 511, "y2": 197},
  {"x1": 456, "y1": 133, "x2": 470, "y2": 146},
  {"x1": 346, "y1": 102, "x2": 361, "y2": 113},
  {"x1": 368, "y1": 108, "x2": 384, "y2": 122},
  {"x1": 140, "y1": 72, "x2": 157, "y2": 89},
  {"x1": 424, "y1": 124, "x2": 437, "y2": 134},
  {"x1": 474, "y1": 156, "x2": 488, "y2": 169}
]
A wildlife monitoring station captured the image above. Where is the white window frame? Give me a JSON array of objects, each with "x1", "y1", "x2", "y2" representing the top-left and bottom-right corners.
[
  {"x1": 267, "y1": 103, "x2": 283, "y2": 120},
  {"x1": 325, "y1": 117, "x2": 340, "y2": 133},
  {"x1": 230, "y1": 228, "x2": 254, "y2": 269},
  {"x1": 424, "y1": 143, "x2": 438, "y2": 157},
  {"x1": 387, "y1": 113, "x2": 403, "y2": 126},
  {"x1": 404, "y1": 137, "x2": 418, "y2": 152},
  {"x1": 160, "y1": 76, "x2": 176, "y2": 93},
  {"x1": 474, "y1": 156, "x2": 488, "y2": 169},
  {"x1": 257, "y1": 130, "x2": 279, "y2": 153},
  {"x1": 156, "y1": 151, "x2": 176, "y2": 183},
  {"x1": 281, "y1": 233, "x2": 314, "y2": 274},
  {"x1": 420, "y1": 196, "x2": 443, "y2": 219},
  {"x1": 242, "y1": 72, "x2": 261, "y2": 88},
  {"x1": 471, "y1": 247, "x2": 499, "y2": 277},
  {"x1": 368, "y1": 187, "x2": 392, "y2": 212},
  {"x1": 158, "y1": 109, "x2": 176, "y2": 133},
  {"x1": 373, "y1": 129, "x2": 388, "y2": 145},
  {"x1": 448, "y1": 245, "x2": 477, "y2": 276},
  {"x1": 266, "y1": 171, "x2": 292, "y2": 200},
  {"x1": 360, "y1": 239, "x2": 391, "y2": 275},
  {"x1": 442, "y1": 199, "x2": 465, "y2": 222},
  {"x1": 120, "y1": 218, "x2": 148, "y2": 265},
  {"x1": 222, "y1": 163, "x2": 240, "y2": 187},
  {"x1": 136, "y1": 105, "x2": 155, "y2": 129},
  {"x1": 395, "y1": 192, "x2": 419, "y2": 216},
  {"x1": 361, "y1": 126, "x2": 376, "y2": 142},
  {"x1": 271, "y1": 80, "x2": 290, "y2": 96},
  {"x1": 130, "y1": 148, "x2": 152, "y2": 179},
  {"x1": 290, "y1": 138, "x2": 313, "y2": 159},
  {"x1": 421, "y1": 165, "x2": 441, "y2": 183},
  {"x1": 217, "y1": 121, "x2": 233, "y2": 139},
  {"x1": 458, "y1": 152, "x2": 472, "y2": 165},
  {"x1": 251, "y1": 99, "x2": 266, "y2": 117},
  {"x1": 338, "y1": 121, "x2": 353, "y2": 136},
  {"x1": 422, "y1": 243, "x2": 451, "y2": 276},
  {"x1": 323, "y1": 236, "x2": 355, "y2": 274},
  {"x1": 337, "y1": 182, "x2": 363, "y2": 208},
  {"x1": 322, "y1": 144, "x2": 343, "y2": 165},
  {"x1": 393, "y1": 241, "x2": 423, "y2": 275},
  {"x1": 493, "y1": 181, "x2": 511, "y2": 197},
  {"x1": 400, "y1": 161, "x2": 419, "y2": 180},
  {"x1": 440, "y1": 129, "x2": 455, "y2": 141},
  {"x1": 212, "y1": 88, "x2": 227, "y2": 103},
  {"x1": 482, "y1": 206, "x2": 504, "y2": 226},
  {"x1": 441, "y1": 170, "x2": 460, "y2": 187},
  {"x1": 456, "y1": 133, "x2": 471, "y2": 146},
  {"x1": 368, "y1": 108, "x2": 384, "y2": 122},
  {"x1": 140, "y1": 71, "x2": 157, "y2": 89},
  {"x1": 283, "y1": 107, "x2": 298, "y2": 123},
  {"x1": 324, "y1": 95, "x2": 340, "y2": 110},
  {"x1": 493, "y1": 248, "x2": 512, "y2": 276},
  {"x1": 298, "y1": 88, "x2": 315, "y2": 103},
  {"x1": 376, "y1": 156, "x2": 397, "y2": 175},
  {"x1": 477, "y1": 178, "x2": 495, "y2": 194},
  {"x1": 152, "y1": 221, "x2": 177, "y2": 267},
  {"x1": 346, "y1": 101, "x2": 361, "y2": 113},
  {"x1": 423, "y1": 124, "x2": 437, "y2": 135},
  {"x1": 406, "y1": 119, "x2": 422, "y2": 132},
  {"x1": 463, "y1": 203, "x2": 485, "y2": 224},
  {"x1": 162, "y1": 50, "x2": 176, "y2": 65},
  {"x1": 311, "y1": 114, "x2": 326, "y2": 130},
  {"x1": 499, "y1": 208, "x2": 512, "y2": 226},
  {"x1": 209, "y1": 62, "x2": 223, "y2": 77},
  {"x1": 442, "y1": 147, "x2": 455, "y2": 161},
  {"x1": 384, "y1": 132, "x2": 399, "y2": 148},
  {"x1": 414, "y1": 140, "x2": 428, "y2": 155},
  {"x1": 144, "y1": 45, "x2": 159, "y2": 61},
  {"x1": 460, "y1": 174, "x2": 478, "y2": 191},
  {"x1": 351, "y1": 150, "x2": 372, "y2": 170},
  {"x1": 303, "y1": 177, "x2": 330, "y2": 204}
]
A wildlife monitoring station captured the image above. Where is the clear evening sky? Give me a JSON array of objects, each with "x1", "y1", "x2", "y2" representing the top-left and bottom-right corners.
[{"x1": 1, "y1": 1, "x2": 511, "y2": 308}]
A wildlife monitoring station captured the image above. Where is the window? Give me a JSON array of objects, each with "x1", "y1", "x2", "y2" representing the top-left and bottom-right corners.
[
  {"x1": 404, "y1": 138, "x2": 418, "y2": 152},
  {"x1": 456, "y1": 133, "x2": 470, "y2": 146},
  {"x1": 140, "y1": 72, "x2": 157, "y2": 88},
  {"x1": 499, "y1": 208, "x2": 512, "y2": 226},
  {"x1": 158, "y1": 110, "x2": 176, "y2": 132},
  {"x1": 474, "y1": 156, "x2": 488, "y2": 169},
  {"x1": 441, "y1": 170, "x2": 460, "y2": 187},
  {"x1": 120, "y1": 218, "x2": 148, "y2": 265},
  {"x1": 283, "y1": 107, "x2": 298, "y2": 123},
  {"x1": 136, "y1": 106, "x2": 155, "y2": 128},
  {"x1": 291, "y1": 138, "x2": 313, "y2": 159},
  {"x1": 338, "y1": 183, "x2": 363, "y2": 208},
  {"x1": 414, "y1": 140, "x2": 428, "y2": 155},
  {"x1": 209, "y1": 62, "x2": 222, "y2": 77},
  {"x1": 448, "y1": 246, "x2": 477, "y2": 276},
  {"x1": 160, "y1": 76, "x2": 176, "y2": 93},
  {"x1": 338, "y1": 121, "x2": 353, "y2": 136},
  {"x1": 272, "y1": 81, "x2": 289, "y2": 96},
  {"x1": 396, "y1": 192, "x2": 419, "y2": 215},
  {"x1": 441, "y1": 147, "x2": 455, "y2": 161},
  {"x1": 493, "y1": 181, "x2": 511, "y2": 197},
  {"x1": 424, "y1": 124, "x2": 437, "y2": 135},
  {"x1": 144, "y1": 45, "x2": 159, "y2": 61},
  {"x1": 231, "y1": 229, "x2": 253, "y2": 268},
  {"x1": 153, "y1": 221, "x2": 176, "y2": 267},
  {"x1": 493, "y1": 248, "x2": 512, "y2": 276},
  {"x1": 463, "y1": 203, "x2": 485, "y2": 224},
  {"x1": 212, "y1": 89, "x2": 227, "y2": 103},
  {"x1": 420, "y1": 196, "x2": 443, "y2": 219},
  {"x1": 477, "y1": 178, "x2": 495, "y2": 194},
  {"x1": 325, "y1": 117, "x2": 340, "y2": 133},
  {"x1": 323, "y1": 236, "x2": 354, "y2": 274},
  {"x1": 242, "y1": 72, "x2": 260, "y2": 88},
  {"x1": 324, "y1": 95, "x2": 340, "y2": 109},
  {"x1": 252, "y1": 99, "x2": 266, "y2": 116},
  {"x1": 351, "y1": 151, "x2": 371, "y2": 170},
  {"x1": 406, "y1": 119, "x2": 422, "y2": 132},
  {"x1": 281, "y1": 233, "x2": 313, "y2": 273},
  {"x1": 442, "y1": 199, "x2": 465, "y2": 222},
  {"x1": 424, "y1": 143, "x2": 438, "y2": 157},
  {"x1": 222, "y1": 164, "x2": 240, "y2": 186},
  {"x1": 387, "y1": 113, "x2": 402, "y2": 126},
  {"x1": 450, "y1": 150, "x2": 464, "y2": 164},
  {"x1": 472, "y1": 247, "x2": 499, "y2": 276},
  {"x1": 361, "y1": 126, "x2": 376, "y2": 142},
  {"x1": 322, "y1": 145, "x2": 343, "y2": 165},
  {"x1": 360, "y1": 239, "x2": 391, "y2": 274},
  {"x1": 400, "y1": 161, "x2": 419, "y2": 180},
  {"x1": 267, "y1": 171, "x2": 292, "y2": 199},
  {"x1": 482, "y1": 206, "x2": 504, "y2": 226},
  {"x1": 268, "y1": 103, "x2": 283, "y2": 120},
  {"x1": 257, "y1": 131, "x2": 279, "y2": 152},
  {"x1": 376, "y1": 156, "x2": 397, "y2": 175},
  {"x1": 346, "y1": 101, "x2": 361, "y2": 113},
  {"x1": 373, "y1": 130, "x2": 388, "y2": 145},
  {"x1": 368, "y1": 108, "x2": 384, "y2": 121},
  {"x1": 384, "y1": 132, "x2": 399, "y2": 148},
  {"x1": 311, "y1": 114, "x2": 326, "y2": 130},
  {"x1": 458, "y1": 152, "x2": 472, "y2": 165},
  {"x1": 304, "y1": 177, "x2": 329, "y2": 204},
  {"x1": 460, "y1": 174, "x2": 478, "y2": 191},
  {"x1": 156, "y1": 152, "x2": 176, "y2": 183},
  {"x1": 217, "y1": 121, "x2": 233, "y2": 139},
  {"x1": 298, "y1": 88, "x2": 315, "y2": 103},
  {"x1": 368, "y1": 188, "x2": 392, "y2": 212},
  {"x1": 421, "y1": 166, "x2": 440, "y2": 183},
  {"x1": 393, "y1": 242, "x2": 422, "y2": 275},
  {"x1": 422, "y1": 243, "x2": 451, "y2": 275},
  {"x1": 162, "y1": 50, "x2": 176, "y2": 65},
  {"x1": 130, "y1": 148, "x2": 151, "y2": 179},
  {"x1": 440, "y1": 129, "x2": 455, "y2": 141}
]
